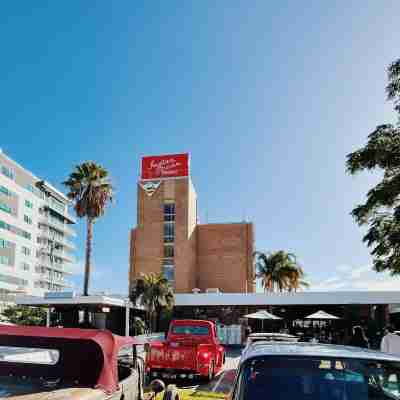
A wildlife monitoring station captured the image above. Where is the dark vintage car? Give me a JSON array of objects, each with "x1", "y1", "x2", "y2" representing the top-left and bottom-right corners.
[
  {"x1": 231, "y1": 342, "x2": 400, "y2": 400},
  {"x1": 0, "y1": 325, "x2": 145, "y2": 400}
]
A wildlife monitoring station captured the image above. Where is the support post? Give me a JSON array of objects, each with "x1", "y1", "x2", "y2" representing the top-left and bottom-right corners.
[
  {"x1": 46, "y1": 308, "x2": 51, "y2": 327},
  {"x1": 125, "y1": 301, "x2": 130, "y2": 337}
]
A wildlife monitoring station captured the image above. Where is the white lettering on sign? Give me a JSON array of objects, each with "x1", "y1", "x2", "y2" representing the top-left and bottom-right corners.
[{"x1": 149, "y1": 158, "x2": 182, "y2": 176}]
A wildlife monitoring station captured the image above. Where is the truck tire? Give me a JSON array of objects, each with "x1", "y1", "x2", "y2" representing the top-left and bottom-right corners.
[{"x1": 163, "y1": 385, "x2": 180, "y2": 400}]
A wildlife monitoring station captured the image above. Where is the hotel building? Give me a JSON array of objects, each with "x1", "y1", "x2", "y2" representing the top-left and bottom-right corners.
[
  {"x1": 0, "y1": 150, "x2": 76, "y2": 296},
  {"x1": 129, "y1": 153, "x2": 254, "y2": 294}
]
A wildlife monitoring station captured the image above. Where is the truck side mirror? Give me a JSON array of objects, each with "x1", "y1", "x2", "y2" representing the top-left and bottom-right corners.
[{"x1": 150, "y1": 379, "x2": 165, "y2": 395}]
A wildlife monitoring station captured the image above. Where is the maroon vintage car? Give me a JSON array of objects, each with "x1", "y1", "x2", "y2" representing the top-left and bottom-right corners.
[
  {"x1": 147, "y1": 320, "x2": 225, "y2": 381},
  {"x1": 0, "y1": 325, "x2": 145, "y2": 400}
]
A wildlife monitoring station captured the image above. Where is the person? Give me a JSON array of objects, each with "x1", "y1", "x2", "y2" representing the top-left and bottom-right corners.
[
  {"x1": 348, "y1": 326, "x2": 369, "y2": 348},
  {"x1": 381, "y1": 326, "x2": 400, "y2": 355},
  {"x1": 245, "y1": 325, "x2": 252, "y2": 338}
]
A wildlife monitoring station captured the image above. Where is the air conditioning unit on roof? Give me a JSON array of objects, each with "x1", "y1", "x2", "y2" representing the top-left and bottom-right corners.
[{"x1": 205, "y1": 288, "x2": 220, "y2": 293}]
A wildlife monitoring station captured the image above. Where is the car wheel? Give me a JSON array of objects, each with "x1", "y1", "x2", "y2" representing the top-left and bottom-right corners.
[{"x1": 163, "y1": 384, "x2": 180, "y2": 400}]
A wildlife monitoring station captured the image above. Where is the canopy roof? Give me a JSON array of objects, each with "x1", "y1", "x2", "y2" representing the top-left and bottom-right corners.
[
  {"x1": 305, "y1": 310, "x2": 340, "y2": 320},
  {"x1": 0, "y1": 325, "x2": 140, "y2": 394},
  {"x1": 244, "y1": 310, "x2": 282, "y2": 320}
]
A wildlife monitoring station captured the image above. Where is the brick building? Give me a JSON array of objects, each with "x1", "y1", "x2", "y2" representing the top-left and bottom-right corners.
[{"x1": 129, "y1": 153, "x2": 254, "y2": 294}]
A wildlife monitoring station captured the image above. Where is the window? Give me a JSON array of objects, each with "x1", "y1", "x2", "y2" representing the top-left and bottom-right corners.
[
  {"x1": 0, "y1": 201, "x2": 12, "y2": 214},
  {"x1": 24, "y1": 215, "x2": 32, "y2": 225},
  {"x1": 163, "y1": 222, "x2": 175, "y2": 243},
  {"x1": 164, "y1": 203, "x2": 175, "y2": 221},
  {"x1": 0, "y1": 346, "x2": 59, "y2": 364},
  {"x1": 1, "y1": 165, "x2": 15, "y2": 180},
  {"x1": 164, "y1": 245, "x2": 174, "y2": 258},
  {"x1": 0, "y1": 238, "x2": 12, "y2": 248},
  {"x1": 172, "y1": 326, "x2": 209, "y2": 335},
  {"x1": 0, "y1": 255, "x2": 10, "y2": 266},
  {"x1": 21, "y1": 246, "x2": 31, "y2": 256},
  {"x1": 236, "y1": 356, "x2": 400, "y2": 400},
  {"x1": 20, "y1": 262, "x2": 30, "y2": 271},
  {"x1": 0, "y1": 219, "x2": 31, "y2": 240},
  {"x1": 0, "y1": 186, "x2": 15, "y2": 198},
  {"x1": 162, "y1": 259, "x2": 175, "y2": 283},
  {"x1": 25, "y1": 200, "x2": 33, "y2": 209}
]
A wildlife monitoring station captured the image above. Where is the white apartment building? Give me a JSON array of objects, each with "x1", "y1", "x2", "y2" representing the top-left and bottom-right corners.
[{"x1": 0, "y1": 150, "x2": 76, "y2": 296}]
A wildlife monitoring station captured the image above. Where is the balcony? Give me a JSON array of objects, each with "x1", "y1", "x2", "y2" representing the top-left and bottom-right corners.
[
  {"x1": 39, "y1": 214, "x2": 76, "y2": 237},
  {"x1": 37, "y1": 229, "x2": 76, "y2": 251},
  {"x1": 43, "y1": 200, "x2": 76, "y2": 224},
  {"x1": 39, "y1": 247, "x2": 75, "y2": 263},
  {"x1": 37, "y1": 273, "x2": 73, "y2": 288},
  {"x1": 36, "y1": 257, "x2": 73, "y2": 275}
]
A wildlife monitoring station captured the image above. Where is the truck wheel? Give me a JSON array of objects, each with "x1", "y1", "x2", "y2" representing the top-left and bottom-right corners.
[{"x1": 163, "y1": 385, "x2": 180, "y2": 400}]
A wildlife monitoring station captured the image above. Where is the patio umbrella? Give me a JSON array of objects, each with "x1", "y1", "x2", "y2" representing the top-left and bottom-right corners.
[
  {"x1": 244, "y1": 310, "x2": 282, "y2": 331},
  {"x1": 305, "y1": 310, "x2": 340, "y2": 320}
]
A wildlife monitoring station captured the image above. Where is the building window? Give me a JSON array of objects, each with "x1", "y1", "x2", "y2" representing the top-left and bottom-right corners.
[
  {"x1": 25, "y1": 200, "x2": 33, "y2": 209},
  {"x1": 164, "y1": 244, "x2": 174, "y2": 258},
  {"x1": 1, "y1": 165, "x2": 15, "y2": 180},
  {"x1": 162, "y1": 259, "x2": 175, "y2": 283},
  {"x1": 164, "y1": 203, "x2": 175, "y2": 222},
  {"x1": 0, "y1": 219, "x2": 31, "y2": 240},
  {"x1": 0, "y1": 202, "x2": 12, "y2": 215},
  {"x1": 20, "y1": 262, "x2": 30, "y2": 271},
  {"x1": 21, "y1": 246, "x2": 31, "y2": 256},
  {"x1": 0, "y1": 186, "x2": 15, "y2": 198},
  {"x1": 24, "y1": 215, "x2": 32, "y2": 225},
  {"x1": 0, "y1": 238, "x2": 13, "y2": 249},
  {"x1": 0, "y1": 255, "x2": 11, "y2": 266},
  {"x1": 163, "y1": 222, "x2": 175, "y2": 243},
  {"x1": 0, "y1": 273, "x2": 27, "y2": 286}
]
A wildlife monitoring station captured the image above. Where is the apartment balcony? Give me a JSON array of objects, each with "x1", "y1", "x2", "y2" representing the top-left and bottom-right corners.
[
  {"x1": 38, "y1": 229, "x2": 76, "y2": 251},
  {"x1": 43, "y1": 200, "x2": 76, "y2": 224},
  {"x1": 35, "y1": 274, "x2": 73, "y2": 289},
  {"x1": 36, "y1": 257, "x2": 74, "y2": 275},
  {"x1": 39, "y1": 214, "x2": 76, "y2": 237}
]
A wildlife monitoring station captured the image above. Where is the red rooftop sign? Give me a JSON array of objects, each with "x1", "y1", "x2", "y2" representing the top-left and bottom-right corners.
[{"x1": 141, "y1": 153, "x2": 189, "y2": 180}]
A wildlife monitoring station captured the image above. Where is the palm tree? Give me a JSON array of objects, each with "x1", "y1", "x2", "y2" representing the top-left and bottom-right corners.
[
  {"x1": 63, "y1": 162, "x2": 113, "y2": 296},
  {"x1": 138, "y1": 272, "x2": 174, "y2": 332},
  {"x1": 254, "y1": 251, "x2": 308, "y2": 292}
]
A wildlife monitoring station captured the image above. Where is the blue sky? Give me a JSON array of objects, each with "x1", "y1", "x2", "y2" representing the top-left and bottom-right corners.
[{"x1": 1, "y1": 1, "x2": 400, "y2": 294}]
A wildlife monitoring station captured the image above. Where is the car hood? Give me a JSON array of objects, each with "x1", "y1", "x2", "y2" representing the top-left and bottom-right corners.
[{"x1": 0, "y1": 377, "x2": 106, "y2": 400}]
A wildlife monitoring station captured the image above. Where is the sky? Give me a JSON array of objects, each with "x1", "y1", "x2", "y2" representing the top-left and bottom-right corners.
[{"x1": 1, "y1": 1, "x2": 400, "y2": 294}]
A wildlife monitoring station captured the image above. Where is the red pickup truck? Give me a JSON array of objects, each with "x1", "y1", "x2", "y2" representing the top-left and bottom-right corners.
[{"x1": 146, "y1": 319, "x2": 225, "y2": 381}]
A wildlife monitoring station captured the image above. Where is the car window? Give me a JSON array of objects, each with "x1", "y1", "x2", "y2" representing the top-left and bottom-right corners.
[
  {"x1": 238, "y1": 356, "x2": 400, "y2": 400},
  {"x1": 171, "y1": 325, "x2": 210, "y2": 335},
  {"x1": 0, "y1": 345, "x2": 59, "y2": 365}
]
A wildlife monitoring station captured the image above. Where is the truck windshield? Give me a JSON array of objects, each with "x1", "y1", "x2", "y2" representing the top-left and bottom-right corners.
[
  {"x1": 238, "y1": 356, "x2": 400, "y2": 400},
  {"x1": 172, "y1": 326, "x2": 210, "y2": 335}
]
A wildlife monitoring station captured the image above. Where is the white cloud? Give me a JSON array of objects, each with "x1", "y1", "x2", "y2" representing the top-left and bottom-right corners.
[{"x1": 310, "y1": 264, "x2": 400, "y2": 291}]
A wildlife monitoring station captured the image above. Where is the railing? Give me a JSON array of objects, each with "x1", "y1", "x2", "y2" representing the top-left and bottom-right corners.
[
  {"x1": 36, "y1": 258, "x2": 73, "y2": 275},
  {"x1": 37, "y1": 229, "x2": 76, "y2": 250},
  {"x1": 39, "y1": 215, "x2": 76, "y2": 237}
]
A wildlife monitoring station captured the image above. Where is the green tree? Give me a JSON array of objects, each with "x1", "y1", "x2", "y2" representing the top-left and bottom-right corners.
[
  {"x1": 2, "y1": 306, "x2": 46, "y2": 326},
  {"x1": 346, "y1": 58, "x2": 400, "y2": 274},
  {"x1": 254, "y1": 251, "x2": 308, "y2": 292},
  {"x1": 63, "y1": 162, "x2": 113, "y2": 295},
  {"x1": 136, "y1": 273, "x2": 174, "y2": 332}
]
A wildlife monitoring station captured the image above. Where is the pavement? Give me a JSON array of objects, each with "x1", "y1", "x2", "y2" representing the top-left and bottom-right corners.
[{"x1": 173, "y1": 347, "x2": 242, "y2": 394}]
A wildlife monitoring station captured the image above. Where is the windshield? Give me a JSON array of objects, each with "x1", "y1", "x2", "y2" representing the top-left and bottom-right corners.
[
  {"x1": 171, "y1": 325, "x2": 210, "y2": 335},
  {"x1": 238, "y1": 356, "x2": 400, "y2": 400}
]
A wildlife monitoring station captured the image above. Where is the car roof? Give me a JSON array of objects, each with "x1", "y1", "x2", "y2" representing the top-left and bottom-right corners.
[
  {"x1": 249, "y1": 333, "x2": 297, "y2": 338},
  {"x1": 242, "y1": 342, "x2": 400, "y2": 363}
]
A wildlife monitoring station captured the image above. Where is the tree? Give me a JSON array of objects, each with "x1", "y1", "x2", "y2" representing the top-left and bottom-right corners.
[
  {"x1": 63, "y1": 162, "x2": 113, "y2": 295},
  {"x1": 254, "y1": 251, "x2": 308, "y2": 292},
  {"x1": 346, "y1": 58, "x2": 400, "y2": 275},
  {"x1": 136, "y1": 273, "x2": 174, "y2": 332},
  {"x1": 2, "y1": 306, "x2": 46, "y2": 326}
]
